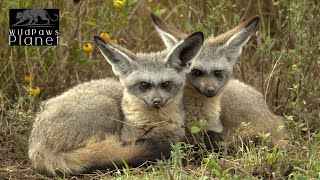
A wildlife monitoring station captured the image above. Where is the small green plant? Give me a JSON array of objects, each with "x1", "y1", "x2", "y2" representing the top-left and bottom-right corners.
[
  {"x1": 190, "y1": 119, "x2": 208, "y2": 134},
  {"x1": 170, "y1": 142, "x2": 194, "y2": 168},
  {"x1": 203, "y1": 153, "x2": 222, "y2": 177}
]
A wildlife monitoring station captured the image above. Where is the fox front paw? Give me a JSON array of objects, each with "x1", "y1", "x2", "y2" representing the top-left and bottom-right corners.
[{"x1": 136, "y1": 138, "x2": 172, "y2": 158}]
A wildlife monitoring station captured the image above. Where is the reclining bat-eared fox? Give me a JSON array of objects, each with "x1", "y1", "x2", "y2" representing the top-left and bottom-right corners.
[
  {"x1": 28, "y1": 31, "x2": 204, "y2": 176},
  {"x1": 151, "y1": 13, "x2": 288, "y2": 150}
]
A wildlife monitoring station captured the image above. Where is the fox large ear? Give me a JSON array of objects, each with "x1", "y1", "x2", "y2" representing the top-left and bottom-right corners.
[
  {"x1": 223, "y1": 16, "x2": 259, "y2": 65},
  {"x1": 94, "y1": 36, "x2": 138, "y2": 76},
  {"x1": 151, "y1": 13, "x2": 187, "y2": 48},
  {"x1": 165, "y1": 31, "x2": 204, "y2": 71}
]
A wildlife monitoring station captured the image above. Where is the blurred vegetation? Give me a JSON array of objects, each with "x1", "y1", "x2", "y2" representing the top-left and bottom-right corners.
[{"x1": 0, "y1": 0, "x2": 319, "y2": 179}]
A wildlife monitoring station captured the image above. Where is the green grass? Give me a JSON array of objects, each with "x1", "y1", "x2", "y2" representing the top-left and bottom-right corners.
[{"x1": 0, "y1": 0, "x2": 319, "y2": 179}]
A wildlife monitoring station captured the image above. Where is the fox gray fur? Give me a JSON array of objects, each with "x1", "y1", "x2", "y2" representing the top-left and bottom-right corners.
[
  {"x1": 151, "y1": 13, "x2": 288, "y2": 149},
  {"x1": 94, "y1": 32, "x2": 204, "y2": 144},
  {"x1": 28, "y1": 32, "x2": 204, "y2": 176}
]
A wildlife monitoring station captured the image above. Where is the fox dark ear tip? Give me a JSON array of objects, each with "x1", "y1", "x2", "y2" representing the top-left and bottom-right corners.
[
  {"x1": 150, "y1": 13, "x2": 159, "y2": 22},
  {"x1": 251, "y1": 15, "x2": 260, "y2": 24},
  {"x1": 150, "y1": 12, "x2": 156, "y2": 17},
  {"x1": 246, "y1": 15, "x2": 260, "y2": 28},
  {"x1": 93, "y1": 35, "x2": 106, "y2": 44},
  {"x1": 192, "y1": 31, "x2": 204, "y2": 41},
  {"x1": 253, "y1": 15, "x2": 260, "y2": 23}
]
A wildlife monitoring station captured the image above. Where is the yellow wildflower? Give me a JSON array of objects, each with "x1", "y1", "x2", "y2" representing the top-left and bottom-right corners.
[
  {"x1": 28, "y1": 86, "x2": 41, "y2": 96},
  {"x1": 23, "y1": 75, "x2": 33, "y2": 83},
  {"x1": 100, "y1": 32, "x2": 111, "y2": 42},
  {"x1": 114, "y1": 0, "x2": 124, "y2": 9},
  {"x1": 82, "y1": 43, "x2": 93, "y2": 53}
]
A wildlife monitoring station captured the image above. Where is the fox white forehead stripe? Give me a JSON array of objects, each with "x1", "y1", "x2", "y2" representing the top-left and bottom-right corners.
[{"x1": 155, "y1": 26, "x2": 178, "y2": 48}]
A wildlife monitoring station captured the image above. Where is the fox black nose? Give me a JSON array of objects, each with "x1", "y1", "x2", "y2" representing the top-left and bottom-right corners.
[
  {"x1": 206, "y1": 87, "x2": 215, "y2": 94},
  {"x1": 153, "y1": 98, "x2": 162, "y2": 105}
]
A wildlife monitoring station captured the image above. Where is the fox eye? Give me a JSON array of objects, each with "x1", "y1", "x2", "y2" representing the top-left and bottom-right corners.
[
  {"x1": 140, "y1": 82, "x2": 150, "y2": 89},
  {"x1": 161, "y1": 81, "x2": 171, "y2": 88},
  {"x1": 213, "y1": 70, "x2": 222, "y2": 78},
  {"x1": 192, "y1": 69, "x2": 203, "y2": 77}
]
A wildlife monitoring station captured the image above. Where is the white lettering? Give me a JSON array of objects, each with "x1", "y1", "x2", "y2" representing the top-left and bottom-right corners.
[
  {"x1": 9, "y1": 35, "x2": 16, "y2": 45},
  {"x1": 25, "y1": 29, "x2": 30, "y2": 35},
  {"x1": 9, "y1": 29, "x2": 15, "y2": 36},
  {"x1": 56, "y1": 35, "x2": 59, "y2": 45},
  {"x1": 46, "y1": 37, "x2": 53, "y2": 45},
  {"x1": 32, "y1": 29, "x2": 37, "y2": 35},
  {"x1": 46, "y1": 30, "x2": 52, "y2": 35},
  {"x1": 17, "y1": 29, "x2": 22, "y2": 36},
  {"x1": 35, "y1": 37, "x2": 43, "y2": 45},
  {"x1": 24, "y1": 37, "x2": 32, "y2": 45}
]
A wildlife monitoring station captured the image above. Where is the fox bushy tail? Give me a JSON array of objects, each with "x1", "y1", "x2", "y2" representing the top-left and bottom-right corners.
[{"x1": 29, "y1": 135, "x2": 170, "y2": 176}]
